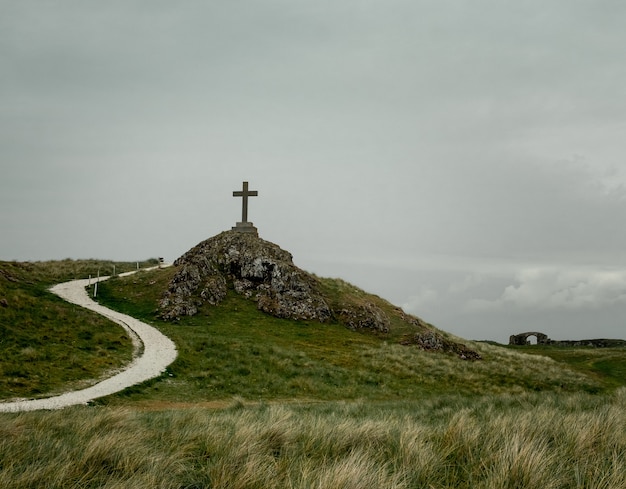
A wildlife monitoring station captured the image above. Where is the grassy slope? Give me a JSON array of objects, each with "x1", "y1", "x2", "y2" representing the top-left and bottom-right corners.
[
  {"x1": 91, "y1": 266, "x2": 611, "y2": 407},
  {"x1": 506, "y1": 344, "x2": 626, "y2": 390},
  {"x1": 0, "y1": 259, "x2": 156, "y2": 399}
]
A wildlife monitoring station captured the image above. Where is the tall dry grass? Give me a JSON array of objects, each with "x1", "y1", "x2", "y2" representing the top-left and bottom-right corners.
[{"x1": 1, "y1": 389, "x2": 625, "y2": 488}]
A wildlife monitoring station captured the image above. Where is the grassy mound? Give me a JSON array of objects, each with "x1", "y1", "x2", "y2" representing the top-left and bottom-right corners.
[{"x1": 91, "y1": 267, "x2": 607, "y2": 406}]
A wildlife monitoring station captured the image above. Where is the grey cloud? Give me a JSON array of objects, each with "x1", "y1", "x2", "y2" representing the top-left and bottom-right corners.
[{"x1": 469, "y1": 268, "x2": 626, "y2": 311}]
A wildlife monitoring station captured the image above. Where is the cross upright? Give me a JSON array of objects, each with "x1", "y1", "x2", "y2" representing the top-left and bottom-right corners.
[{"x1": 233, "y1": 181, "x2": 258, "y2": 223}]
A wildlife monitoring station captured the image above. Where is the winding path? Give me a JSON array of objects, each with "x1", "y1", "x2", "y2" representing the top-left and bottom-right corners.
[{"x1": 0, "y1": 272, "x2": 177, "y2": 412}]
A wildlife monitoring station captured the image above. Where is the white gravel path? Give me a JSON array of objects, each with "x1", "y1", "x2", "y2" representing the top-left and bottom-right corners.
[{"x1": 0, "y1": 272, "x2": 177, "y2": 412}]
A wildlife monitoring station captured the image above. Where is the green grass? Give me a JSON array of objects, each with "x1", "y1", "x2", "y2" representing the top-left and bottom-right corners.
[
  {"x1": 507, "y1": 345, "x2": 626, "y2": 389},
  {"x1": 0, "y1": 259, "x2": 157, "y2": 399},
  {"x1": 91, "y1": 267, "x2": 606, "y2": 407},
  {"x1": 316, "y1": 276, "x2": 436, "y2": 341}
]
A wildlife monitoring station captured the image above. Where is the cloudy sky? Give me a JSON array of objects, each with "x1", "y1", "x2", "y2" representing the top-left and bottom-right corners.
[{"x1": 3, "y1": 1, "x2": 626, "y2": 343}]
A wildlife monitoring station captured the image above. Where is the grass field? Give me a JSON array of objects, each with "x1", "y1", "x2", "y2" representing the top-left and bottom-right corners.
[
  {"x1": 0, "y1": 259, "x2": 156, "y2": 399},
  {"x1": 1, "y1": 391, "x2": 625, "y2": 488},
  {"x1": 507, "y1": 344, "x2": 626, "y2": 390},
  {"x1": 1, "y1": 261, "x2": 626, "y2": 488}
]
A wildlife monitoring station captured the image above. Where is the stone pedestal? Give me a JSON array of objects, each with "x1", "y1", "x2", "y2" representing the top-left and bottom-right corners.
[{"x1": 232, "y1": 222, "x2": 258, "y2": 236}]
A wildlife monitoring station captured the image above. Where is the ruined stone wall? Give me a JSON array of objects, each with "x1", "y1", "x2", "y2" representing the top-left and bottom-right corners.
[
  {"x1": 509, "y1": 332, "x2": 550, "y2": 346},
  {"x1": 509, "y1": 332, "x2": 626, "y2": 348}
]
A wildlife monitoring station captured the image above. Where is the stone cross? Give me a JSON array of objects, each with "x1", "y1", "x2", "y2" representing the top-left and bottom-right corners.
[
  {"x1": 233, "y1": 181, "x2": 258, "y2": 223},
  {"x1": 232, "y1": 181, "x2": 259, "y2": 235}
]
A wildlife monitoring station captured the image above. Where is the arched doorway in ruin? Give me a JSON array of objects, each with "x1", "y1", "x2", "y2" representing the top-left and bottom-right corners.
[{"x1": 509, "y1": 332, "x2": 550, "y2": 346}]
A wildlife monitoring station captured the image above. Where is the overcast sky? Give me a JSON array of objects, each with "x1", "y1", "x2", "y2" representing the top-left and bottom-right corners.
[{"x1": 3, "y1": 1, "x2": 626, "y2": 343}]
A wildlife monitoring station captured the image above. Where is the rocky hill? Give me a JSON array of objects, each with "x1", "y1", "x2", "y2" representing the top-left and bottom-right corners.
[
  {"x1": 159, "y1": 232, "x2": 331, "y2": 322},
  {"x1": 159, "y1": 231, "x2": 480, "y2": 360}
]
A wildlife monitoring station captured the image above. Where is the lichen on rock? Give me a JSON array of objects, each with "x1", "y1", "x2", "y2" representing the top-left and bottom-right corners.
[
  {"x1": 159, "y1": 231, "x2": 332, "y2": 322},
  {"x1": 336, "y1": 302, "x2": 390, "y2": 333}
]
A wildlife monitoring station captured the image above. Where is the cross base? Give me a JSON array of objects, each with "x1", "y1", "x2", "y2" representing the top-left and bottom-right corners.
[{"x1": 231, "y1": 222, "x2": 258, "y2": 236}]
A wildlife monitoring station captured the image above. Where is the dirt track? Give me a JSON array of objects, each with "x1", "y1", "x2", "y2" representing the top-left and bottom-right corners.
[{"x1": 0, "y1": 272, "x2": 177, "y2": 412}]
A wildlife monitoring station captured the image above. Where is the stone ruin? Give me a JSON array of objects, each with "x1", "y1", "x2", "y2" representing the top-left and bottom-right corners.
[
  {"x1": 509, "y1": 331, "x2": 626, "y2": 348},
  {"x1": 509, "y1": 332, "x2": 551, "y2": 346}
]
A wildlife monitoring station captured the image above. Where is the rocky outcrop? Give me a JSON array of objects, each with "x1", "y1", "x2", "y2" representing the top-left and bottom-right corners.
[
  {"x1": 336, "y1": 302, "x2": 390, "y2": 333},
  {"x1": 401, "y1": 331, "x2": 482, "y2": 360},
  {"x1": 160, "y1": 232, "x2": 332, "y2": 322}
]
